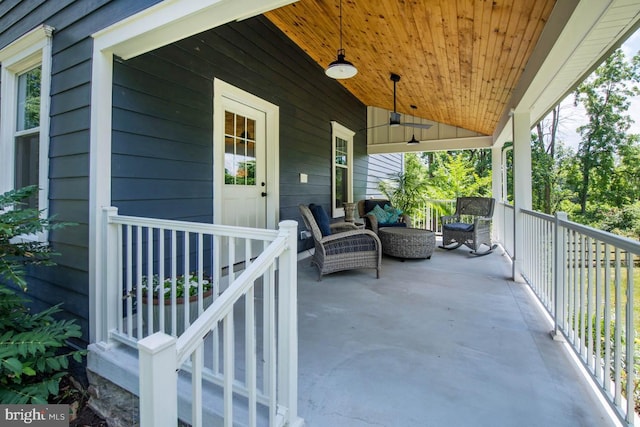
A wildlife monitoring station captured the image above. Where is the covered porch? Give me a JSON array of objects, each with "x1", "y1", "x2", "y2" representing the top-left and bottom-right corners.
[{"x1": 296, "y1": 238, "x2": 612, "y2": 427}]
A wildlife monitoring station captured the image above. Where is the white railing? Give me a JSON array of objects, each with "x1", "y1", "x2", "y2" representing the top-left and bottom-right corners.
[
  {"x1": 102, "y1": 208, "x2": 302, "y2": 427},
  {"x1": 521, "y1": 208, "x2": 640, "y2": 426},
  {"x1": 500, "y1": 202, "x2": 515, "y2": 257},
  {"x1": 414, "y1": 199, "x2": 456, "y2": 233}
]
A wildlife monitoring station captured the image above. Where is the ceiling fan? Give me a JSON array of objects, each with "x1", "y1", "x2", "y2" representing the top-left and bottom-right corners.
[{"x1": 368, "y1": 73, "x2": 433, "y2": 130}]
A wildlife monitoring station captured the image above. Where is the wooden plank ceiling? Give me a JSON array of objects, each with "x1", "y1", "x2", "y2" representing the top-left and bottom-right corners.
[{"x1": 265, "y1": 0, "x2": 556, "y2": 136}]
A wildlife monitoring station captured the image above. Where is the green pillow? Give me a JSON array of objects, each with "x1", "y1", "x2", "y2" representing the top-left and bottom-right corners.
[
  {"x1": 383, "y1": 204, "x2": 402, "y2": 224},
  {"x1": 367, "y1": 204, "x2": 388, "y2": 224}
]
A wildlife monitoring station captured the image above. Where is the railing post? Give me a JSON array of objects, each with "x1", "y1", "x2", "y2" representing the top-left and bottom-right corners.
[
  {"x1": 103, "y1": 206, "x2": 119, "y2": 344},
  {"x1": 552, "y1": 212, "x2": 567, "y2": 341},
  {"x1": 276, "y1": 220, "x2": 303, "y2": 426},
  {"x1": 138, "y1": 333, "x2": 177, "y2": 427}
]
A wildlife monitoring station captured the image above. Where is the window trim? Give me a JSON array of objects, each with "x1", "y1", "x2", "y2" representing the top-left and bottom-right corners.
[
  {"x1": 0, "y1": 25, "x2": 53, "y2": 242},
  {"x1": 331, "y1": 121, "x2": 354, "y2": 218}
]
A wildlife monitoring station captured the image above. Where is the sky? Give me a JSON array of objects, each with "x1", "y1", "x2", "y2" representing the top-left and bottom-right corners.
[{"x1": 555, "y1": 28, "x2": 640, "y2": 149}]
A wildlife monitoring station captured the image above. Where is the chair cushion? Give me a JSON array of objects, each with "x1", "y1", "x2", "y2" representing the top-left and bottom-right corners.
[
  {"x1": 309, "y1": 204, "x2": 331, "y2": 236},
  {"x1": 443, "y1": 222, "x2": 474, "y2": 232},
  {"x1": 325, "y1": 234, "x2": 377, "y2": 255}
]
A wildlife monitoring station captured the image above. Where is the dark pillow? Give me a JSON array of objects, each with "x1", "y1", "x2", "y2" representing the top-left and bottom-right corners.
[
  {"x1": 364, "y1": 199, "x2": 388, "y2": 214},
  {"x1": 443, "y1": 222, "x2": 474, "y2": 232},
  {"x1": 309, "y1": 204, "x2": 332, "y2": 236}
]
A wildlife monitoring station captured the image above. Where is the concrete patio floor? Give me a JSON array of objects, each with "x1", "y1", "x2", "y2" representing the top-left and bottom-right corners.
[{"x1": 295, "y1": 240, "x2": 617, "y2": 427}]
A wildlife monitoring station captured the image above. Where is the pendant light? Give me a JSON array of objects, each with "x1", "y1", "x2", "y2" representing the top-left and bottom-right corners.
[{"x1": 325, "y1": 0, "x2": 357, "y2": 79}]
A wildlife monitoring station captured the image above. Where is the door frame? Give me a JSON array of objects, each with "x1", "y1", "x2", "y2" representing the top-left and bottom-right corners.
[{"x1": 213, "y1": 78, "x2": 279, "y2": 229}]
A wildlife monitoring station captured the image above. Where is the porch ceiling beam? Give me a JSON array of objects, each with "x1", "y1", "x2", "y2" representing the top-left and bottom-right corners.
[
  {"x1": 92, "y1": 0, "x2": 297, "y2": 59},
  {"x1": 367, "y1": 135, "x2": 493, "y2": 155}
]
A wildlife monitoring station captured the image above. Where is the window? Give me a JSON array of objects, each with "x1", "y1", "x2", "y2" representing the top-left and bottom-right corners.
[
  {"x1": 224, "y1": 111, "x2": 257, "y2": 186},
  {"x1": 331, "y1": 121, "x2": 354, "y2": 218},
  {"x1": 0, "y1": 25, "x2": 53, "y2": 238}
]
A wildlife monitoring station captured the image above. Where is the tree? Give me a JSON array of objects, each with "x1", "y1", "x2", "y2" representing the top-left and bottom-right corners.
[{"x1": 573, "y1": 49, "x2": 640, "y2": 215}]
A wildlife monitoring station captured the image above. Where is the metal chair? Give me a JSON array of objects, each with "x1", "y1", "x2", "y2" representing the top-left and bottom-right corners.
[
  {"x1": 440, "y1": 197, "x2": 496, "y2": 256},
  {"x1": 299, "y1": 204, "x2": 381, "y2": 280}
]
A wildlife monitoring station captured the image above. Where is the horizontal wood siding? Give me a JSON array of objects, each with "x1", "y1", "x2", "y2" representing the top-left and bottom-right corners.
[
  {"x1": 1, "y1": 4, "x2": 370, "y2": 343},
  {"x1": 364, "y1": 153, "x2": 404, "y2": 199},
  {"x1": 113, "y1": 16, "x2": 368, "y2": 252},
  {"x1": 0, "y1": 0, "x2": 161, "y2": 344}
]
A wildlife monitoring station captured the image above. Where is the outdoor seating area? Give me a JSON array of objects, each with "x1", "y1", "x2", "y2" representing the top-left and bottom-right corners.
[{"x1": 296, "y1": 239, "x2": 614, "y2": 426}]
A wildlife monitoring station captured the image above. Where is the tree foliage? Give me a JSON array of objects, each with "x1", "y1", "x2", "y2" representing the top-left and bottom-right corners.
[{"x1": 573, "y1": 49, "x2": 640, "y2": 215}]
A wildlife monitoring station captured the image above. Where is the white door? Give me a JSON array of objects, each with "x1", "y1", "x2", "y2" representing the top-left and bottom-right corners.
[{"x1": 213, "y1": 80, "x2": 279, "y2": 269}]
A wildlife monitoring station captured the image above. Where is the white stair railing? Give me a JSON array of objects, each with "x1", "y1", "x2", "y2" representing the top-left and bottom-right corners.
[
  {"x1": 521, "y1": 208, "x2": 639, "y2": 426},
  {"x1": 102, "y1": 208, "x2": 302, "y2": 427}
]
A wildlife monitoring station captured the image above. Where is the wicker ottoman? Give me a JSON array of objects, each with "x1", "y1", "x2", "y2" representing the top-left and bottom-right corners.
[{"x1": 378, "y1": 227, "x2": 436, "y2": 259}]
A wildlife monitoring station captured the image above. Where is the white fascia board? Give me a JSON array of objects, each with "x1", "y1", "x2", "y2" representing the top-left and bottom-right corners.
[
  {"x1": 517, "y1": 0, "x2": 640, "y2": 124},
  {"x1": 92, "y1": 0, "x2": 297, "y2": 59},
  {"x1": 367, "y1": 136, "x2": 493, "y2": 155}
]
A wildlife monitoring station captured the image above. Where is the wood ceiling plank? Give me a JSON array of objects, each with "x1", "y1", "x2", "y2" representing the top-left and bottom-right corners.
[{"x1": 264, "y1": 0, "x2": 557, "y2": 136}]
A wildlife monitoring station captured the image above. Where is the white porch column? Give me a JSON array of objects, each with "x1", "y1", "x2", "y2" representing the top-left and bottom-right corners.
[
  {"x1": 89, "y1": 46, "x2": 113, "y2": 344},
  {"x1": 276, "y1": 220, "x2": 303, "y2": 427},
  {"x1": 491, "y1": 144, "x2": 503, "y2": 245},
  {"x1": 512, "y1": 110, "x2": 532, "y2": 282}
]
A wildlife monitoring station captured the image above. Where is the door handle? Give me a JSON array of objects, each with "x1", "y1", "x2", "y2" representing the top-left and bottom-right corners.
[{"x1": 261, "y1": 192, "x2": 267, "y2": 197}]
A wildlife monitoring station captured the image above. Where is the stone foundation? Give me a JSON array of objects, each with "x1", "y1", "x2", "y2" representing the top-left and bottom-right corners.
[{"x1": 87, "y1": 370, "x2": 139, "y2": 427}]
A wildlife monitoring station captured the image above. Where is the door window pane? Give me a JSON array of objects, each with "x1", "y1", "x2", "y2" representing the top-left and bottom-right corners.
[{"x1": 224, "y1": 111, "x2": 256, "y2": 186}]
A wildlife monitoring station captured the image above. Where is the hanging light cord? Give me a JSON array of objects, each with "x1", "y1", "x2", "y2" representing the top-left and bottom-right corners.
[{"x1": 339, "y1": 0, "x2": 344, "y2": 52}]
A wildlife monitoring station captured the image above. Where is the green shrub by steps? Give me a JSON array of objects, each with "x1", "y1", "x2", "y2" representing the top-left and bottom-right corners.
[{"x1": 0, "y1": 185, "x2": 84, "y2": 404}]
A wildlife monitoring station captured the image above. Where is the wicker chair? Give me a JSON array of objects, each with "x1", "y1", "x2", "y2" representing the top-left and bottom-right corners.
[
  {"x1": 357, "y1": 199, "x2": 411, "y2": 235},
  {"x1": 440, "y1": 197, "x2": 496, "y2": 256},
  {"x1": 299, "y1": 204, "x2": 382, "y2": 280}
]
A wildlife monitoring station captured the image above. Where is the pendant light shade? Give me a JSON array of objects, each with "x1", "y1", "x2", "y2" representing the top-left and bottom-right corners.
[
  {"x1": 326, "y1": 49, "x2": 358, "y2": 79},
  {"x1": 326, "y1": 0, "x2": 357, "y2": 79}
]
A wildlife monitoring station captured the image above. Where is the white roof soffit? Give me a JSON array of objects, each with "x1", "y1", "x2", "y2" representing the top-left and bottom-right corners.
[
  {"x1": 496, "y1": 0, "x2": 640, "y2": 145},
  {"x1": 91, "y1": 0, "x2": 297, "y2": 59}
]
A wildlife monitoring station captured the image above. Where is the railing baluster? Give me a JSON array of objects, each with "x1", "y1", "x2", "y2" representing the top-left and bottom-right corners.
[
  {"x1": 213, "y1": 235, "x2": 221, "y2": 374},
  {"x1": 192, "y1": 343, "x2": 203, "y2": 427},
  {"x1": 147, "y1": 227, "x2": 154, "y2": 336},
  {"x1": 136, "y1": 226, "x2": 143, "y2": 340},
  {"x1": 614, "y1": 248, "x2": 622, "y2": 406},
  {"x1": 184, "y1": 231, "x2": 190, "y2": 331},
  {"x1": 159, "y1": 228, "x2": 165, "y2": 333},
  {"x1": 125, "y1": 225, "x2": 133, "y2": 337},
  {"x1": 198, "y1": 232, "x2": 204, "y2": 314},
  {"x1": 604, "y1": 243, "x2": 612, "y2": 394},
  {"x1": 246, "y1": 285, "x2": 257, "y2": 427},
  {"x1": 586, "y1": 236, "x2": 593, "y2": 370},
  {"x1": 224, "y1": 311, "x2": 234, "y2": 427},
  {"x1": 625, "y1": 251, "x2": 634, "y2": 424},
  {"x1": 594, "y1": 240, "x2": 602, "y2": 382},
  {"x1": 171, "y1": 230, "x2": 177, "y2": 336}
]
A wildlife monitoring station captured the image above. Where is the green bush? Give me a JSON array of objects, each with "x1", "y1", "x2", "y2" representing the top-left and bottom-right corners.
[{"x1": 0, "y1": 185, "x2": 84, "y2": 404}]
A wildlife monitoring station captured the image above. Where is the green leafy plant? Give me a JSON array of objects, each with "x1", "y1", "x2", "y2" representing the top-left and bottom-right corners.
[{"x1": 0, "y1": 185, "x2": 84, "y2": 404}]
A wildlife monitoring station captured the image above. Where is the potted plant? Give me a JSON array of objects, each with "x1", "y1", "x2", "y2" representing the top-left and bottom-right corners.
[{"x1": 138, "y1": 272, "x2": 214, "y2": 336}]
